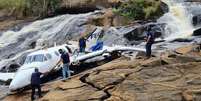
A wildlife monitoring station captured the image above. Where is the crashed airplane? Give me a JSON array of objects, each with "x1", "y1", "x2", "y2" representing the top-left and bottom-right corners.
[
  {"x1": 3, "y1": 43, "x2": 145, "y2": 91},
  {"x1": 9, "y1": 44, "x2": 76, "y2": 91}
]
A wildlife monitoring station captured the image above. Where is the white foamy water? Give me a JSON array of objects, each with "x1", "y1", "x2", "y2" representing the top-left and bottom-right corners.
[{"x1": 158, "y1": 0, "x2": 201, "y2": 41}]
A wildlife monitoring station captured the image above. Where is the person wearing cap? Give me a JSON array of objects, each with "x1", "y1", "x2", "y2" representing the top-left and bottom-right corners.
[{"x1": 58, "y1": 49, "x2": 70, "y2": 80}]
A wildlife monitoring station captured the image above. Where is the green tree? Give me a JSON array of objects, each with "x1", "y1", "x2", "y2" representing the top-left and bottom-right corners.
[{"x1": 114, "y1": 0, "x2": 162, "y2": 20}]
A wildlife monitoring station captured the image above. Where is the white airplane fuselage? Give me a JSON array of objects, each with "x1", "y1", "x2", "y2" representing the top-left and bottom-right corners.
[
  {"x1": 9, "y1": 43, "x2": 146, "y2": 91},
  {"x1": 9, "y1": 44, "x2": 77, "y2": 91}
]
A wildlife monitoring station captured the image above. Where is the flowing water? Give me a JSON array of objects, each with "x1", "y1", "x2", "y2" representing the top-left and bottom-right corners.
[{"x1": 158, "y1": 0, "x2": 201, "y2": 41}]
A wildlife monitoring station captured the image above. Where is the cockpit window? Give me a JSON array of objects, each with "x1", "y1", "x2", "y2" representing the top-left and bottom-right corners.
[
  {"x1": 24, "y1": 54, "x2": 47, "y2": 64},
  {"x1": 32, "y1": 54, "x2": 45, "y2": 62}
]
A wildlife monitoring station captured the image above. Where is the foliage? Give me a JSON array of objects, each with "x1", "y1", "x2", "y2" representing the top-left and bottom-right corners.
[
  {"x1": 113, "y1": 0, "x2": 163, "y2": 20},
  {"x1": 0, "y1": 0, "x2": 61, "y2": 18}
]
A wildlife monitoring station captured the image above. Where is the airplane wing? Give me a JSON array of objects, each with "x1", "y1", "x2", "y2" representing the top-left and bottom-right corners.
[
  {"x1": 105, "y1": 46, "x2": 146, "y2": 52},
  {"x1": 71, "y1": 49, "x2": 106, "y2": 63},
  {"x1": 0, "y1": 72, "x2": 15, "y2": 82},
  {"x1": 71, "y1": 46, "x2": 146, "y2": 65}
]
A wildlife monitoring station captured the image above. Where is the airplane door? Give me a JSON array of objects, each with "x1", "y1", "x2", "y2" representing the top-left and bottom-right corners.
[
  {"x1": 46, "y1": 52, "x2": 61, "y2": 70},
  {"x1": 42, "y1": 54, "x2": 55, "y2": 72}
]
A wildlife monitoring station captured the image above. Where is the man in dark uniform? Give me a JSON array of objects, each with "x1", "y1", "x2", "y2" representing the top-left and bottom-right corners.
[
  {"x1": 31, "y1": 68, "x2": 42, "y2": 101},
  {"x1": 79, "y1": 37, "x2": 86, "y2": 53},
  {"x1": 58, "y1": 49, "x2": 70, "y2": 79},
  {"x1": 145, "y1": 27, "x2": 155, "y2": 59}
]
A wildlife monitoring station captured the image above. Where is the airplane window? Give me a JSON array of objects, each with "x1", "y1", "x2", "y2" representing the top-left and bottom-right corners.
[
  {"x1": 54, "y1": 51, "x2": 60, "y2": 56},
  {"x1": 32, "y1": 54, "x2": 44, "y2": 62},
  {"x1": 46, "y1": 54, "x2": 52, "y2": 59},
  {"x1": 24, "y1": 56, "x2": 32, "y2": 64}
]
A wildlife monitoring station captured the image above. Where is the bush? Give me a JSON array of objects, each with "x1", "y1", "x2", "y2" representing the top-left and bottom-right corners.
[
  {"x1": 0, "y1": 0, "x2": 61, "y2": 18},
  {"x1": 114, "y1": 0, "x2": 163, "y2": 20}
]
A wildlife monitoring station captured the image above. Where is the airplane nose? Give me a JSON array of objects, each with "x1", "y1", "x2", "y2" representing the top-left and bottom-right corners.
[
  {"x1": 9, "y1": 69, "x2": 34, "y2": 91},
  {"x1": 9, "y1": 77, "x2": 21, "y2": 91},
  {"x1": 9, "y1": 82, "x2": 17, "y2": 91}
]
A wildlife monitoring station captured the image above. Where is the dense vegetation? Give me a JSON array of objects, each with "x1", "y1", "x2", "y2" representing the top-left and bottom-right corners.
[
  {"x1": 113, "y1": 0, "x2": 163, "y2": 20},
  {"x1": 0, "y1": 0, "x2": 164, "y2": 20},
  {"x1": 0, "y1": 0, "x2": 61, "y2": 18}
]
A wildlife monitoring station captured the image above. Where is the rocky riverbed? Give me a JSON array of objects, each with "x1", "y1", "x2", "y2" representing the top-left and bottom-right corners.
[{"x1": 2, "y1": 45, "x2": 201, "y2": 101}]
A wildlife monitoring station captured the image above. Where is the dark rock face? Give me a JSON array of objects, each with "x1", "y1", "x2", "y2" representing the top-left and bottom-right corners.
[
  {"x1": 192, "y1": 14, "x2": 201, "y2": 26},
  {"x1": 160, "y1": 1, "x2": 169, "y2": 13},
  {"x1": 193, "y1": 27, "x2": 201, "y2": 36},
  {"x1": 124, "y1": 23, "x2": 163, "y2": 42}
]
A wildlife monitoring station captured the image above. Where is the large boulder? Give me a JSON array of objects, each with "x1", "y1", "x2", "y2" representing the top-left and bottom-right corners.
[
  {"x1": 124, "y1": 23, "x2": 163, "y2": 42},
  {"x1": 108, "y1": 62, "x2": 201, "y2": 101}
]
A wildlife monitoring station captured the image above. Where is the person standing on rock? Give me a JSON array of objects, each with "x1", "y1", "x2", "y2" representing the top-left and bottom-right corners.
[
  {"x1": 145, "y1": 27, "x2": 155, "y2": 59},
  {"x1": 79, "y1": 36, "x2": 87, "y2": 53},
  {"x1": 31, "y1": 68, "x2": 43, "y2": 101},
  {"x1": 59, "y1": 49, "x2": 71, "y2": 80}
]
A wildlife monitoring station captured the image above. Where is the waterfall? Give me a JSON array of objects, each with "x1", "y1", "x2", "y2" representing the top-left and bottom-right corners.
[{"x1": 158, "y1": 0, "x2": 201, "y2": 41}]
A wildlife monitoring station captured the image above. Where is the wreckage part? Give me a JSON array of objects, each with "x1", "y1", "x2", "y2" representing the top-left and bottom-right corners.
[
  {"x1": 71, "y1": 60, "x2": 80, "y2": 66},
  {"x1": 111, "y1": 51, "x2": 121, "y2": 59}
]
